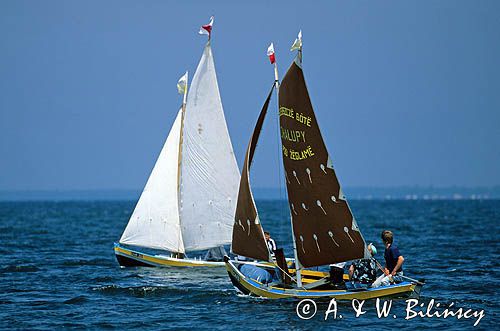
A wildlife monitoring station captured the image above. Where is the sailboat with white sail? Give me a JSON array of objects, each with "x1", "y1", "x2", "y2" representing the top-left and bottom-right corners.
[
  {"x1": 114, "y1": 17, "x2": 240, "y2": 268},
  {"x1": 225, "y1": 31, "x2": 424, "y2": 299}
]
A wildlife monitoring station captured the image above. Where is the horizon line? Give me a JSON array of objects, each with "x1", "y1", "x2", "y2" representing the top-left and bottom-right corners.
[{"x1": 1, "y1": 186, "x2": 499, "y2": 202}]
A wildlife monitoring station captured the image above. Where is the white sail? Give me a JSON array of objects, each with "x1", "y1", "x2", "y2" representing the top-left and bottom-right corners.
[
  {"x1": 179, "y1": 43, "x2": 240, "y2": 252},
  {"x1": 120, "y1": 109, "x2": 185, "y2": 253}
]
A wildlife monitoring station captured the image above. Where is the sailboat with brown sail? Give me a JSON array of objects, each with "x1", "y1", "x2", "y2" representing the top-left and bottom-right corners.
[
  {"x1": 224, "y1": 32, "x2": 424, "y2": 299},
  {"x1": 114, "y1": 17, "x2": 240, "y2": 268}
]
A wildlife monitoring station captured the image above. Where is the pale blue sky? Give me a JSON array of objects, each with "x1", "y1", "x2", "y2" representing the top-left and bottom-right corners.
[{"x1": 1, "y1": 0, "x2": 499, "y2": 191}]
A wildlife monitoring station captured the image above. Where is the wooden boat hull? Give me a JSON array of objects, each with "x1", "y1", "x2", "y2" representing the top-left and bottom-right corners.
[
  {"x1": 225, "y1": 259, "x2": 423, "y2": 300},
  {"x1": 114, "y1": 243, "x2": 225, "y2": 268}
]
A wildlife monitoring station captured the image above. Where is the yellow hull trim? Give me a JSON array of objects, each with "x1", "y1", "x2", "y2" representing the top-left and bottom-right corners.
[
  {"x1": 288, "y1": 269, "x2": 350, "y2": 282},
  {"x1": 114, "y1": 245, "x2": 224, "y2": 268},
  {"x1": 226, "y1": 260, "x2": 419, "y2": 300}
]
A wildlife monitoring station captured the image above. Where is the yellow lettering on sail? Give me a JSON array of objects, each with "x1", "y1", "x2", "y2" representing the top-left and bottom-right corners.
[
  {"x1": 295, "y1": 112, "x2": 312, "y2": 127},
  {"x1": 279, "y1": 107, "x2": 294, "y2": 119},
  {"x1": 282, "y1": 145, "x2": 288, "y2": 157},
  {"x1": 281, "y1": 127, "x2": 306, "y2": 143},
  {"x1": 280, "y1": 106, "x2": 313, "y2": 127},
  {"x1": 289, "y1": 146, "x2": 315, "y2": 160}
]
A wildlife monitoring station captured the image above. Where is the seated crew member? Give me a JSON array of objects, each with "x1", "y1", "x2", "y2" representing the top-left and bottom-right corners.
[
  {"x1": 349, "y1": 243, "x2": 377, "y2": 284},
  {"x1": 171, "y1": 252, "x2": 185, "y2": 259},
  {"x1": 372, "y1": 230, "x2": 404, "y2": 288},
  {"x1": 329, "y1": 262, "x2": 347, "y2": 285}
]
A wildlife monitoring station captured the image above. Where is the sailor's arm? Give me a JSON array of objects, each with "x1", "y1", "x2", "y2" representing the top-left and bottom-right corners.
[
  {"x1": 391, "y1": 256, "x2": 404, "y2": 276},
  {"x1": 383, "y1": 261, "x2": 390, "y2": 276}
]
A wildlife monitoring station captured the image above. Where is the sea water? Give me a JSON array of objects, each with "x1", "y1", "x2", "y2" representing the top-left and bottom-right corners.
[{"x1": 0, "y1": 200, "x2": 498, "y2": 329}]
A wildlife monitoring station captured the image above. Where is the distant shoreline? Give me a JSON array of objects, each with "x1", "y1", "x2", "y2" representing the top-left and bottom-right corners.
[{"x1": 1, "y1": 187, "x2": 499, "y2": 201}]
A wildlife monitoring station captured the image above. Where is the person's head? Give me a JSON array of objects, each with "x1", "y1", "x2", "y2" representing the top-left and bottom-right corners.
[
  {"x1": 381, "y1": 230, "x2": 393, "y2": 246},
  {"x1": 264, "y1": 231, "x2": 270, "y2": 240},
  {"x1": 368, "y1": 243, "x2": 377, "y2": 256}
]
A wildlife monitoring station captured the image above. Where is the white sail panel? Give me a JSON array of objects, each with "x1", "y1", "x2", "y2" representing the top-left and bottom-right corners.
[
  {"x1": 120, "y1": 109, "x2": 185, "y2": 253},
  {"x1": 179, "y1": 43, "x2": 240, "y2": 252}
]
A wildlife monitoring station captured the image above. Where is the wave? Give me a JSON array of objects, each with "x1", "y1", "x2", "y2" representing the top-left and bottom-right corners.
[
  {"x1": 0, "y1": 265, "x2": 40, "y2": 273},
  {"x1": 63, "y1": 295, "x2": 88, "y2": 305},
  {"x1": 91, "y1": 276, "x2": 116, "y2": 282},
  {"x1": 91, "y1": 285, "x2": 190, "y2": 297},
  {"x1": 61, "y1": 258, "x2": 113, "y2": 267},
  {"x1": 29, "y1": 230, "x2": 50, "y2": 235}
]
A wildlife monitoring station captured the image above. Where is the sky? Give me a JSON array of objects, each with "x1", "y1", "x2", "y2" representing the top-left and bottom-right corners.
[{"x1": 0, "y1": 0, "x2": 499, "y2": 191}]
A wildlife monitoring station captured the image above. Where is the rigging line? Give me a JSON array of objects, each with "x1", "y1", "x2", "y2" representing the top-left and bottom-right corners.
[
  {"x1": 232, "y1": 259, "x2": 304, "y2": 289},
  {"x1": 271, "y1": 262, "x2": 307, "y2": 290}
]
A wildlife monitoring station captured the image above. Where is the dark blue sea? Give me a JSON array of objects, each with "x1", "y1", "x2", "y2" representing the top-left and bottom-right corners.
[{"x1": 0, "y1": 200, "x2": 498, "y2": 330}]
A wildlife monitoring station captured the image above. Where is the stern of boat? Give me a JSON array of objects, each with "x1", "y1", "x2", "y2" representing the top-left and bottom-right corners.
[{"x1": 408, "y1": 280, "x2": 425, "y2": 299}]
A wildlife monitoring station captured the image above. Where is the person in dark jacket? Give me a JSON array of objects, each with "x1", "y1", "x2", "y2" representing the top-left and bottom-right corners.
[{"x1": 372, "y1": 230, "x2": 404, "y2": 287}]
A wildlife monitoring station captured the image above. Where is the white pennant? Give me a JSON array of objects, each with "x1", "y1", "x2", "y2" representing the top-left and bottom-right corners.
[
  {"x1": 290, "y1": 30, "x2": 302, "y2": 51},
  {"x1": 177, "y1": 71, "x2": 188, "y2": 95}
]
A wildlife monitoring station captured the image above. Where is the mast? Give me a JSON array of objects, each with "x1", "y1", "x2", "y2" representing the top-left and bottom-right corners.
[
  {"x1": 289, "y1": 32, "x2": 304, "y2": 285},
  {"x1": 176, "y1": 71, "x2": 188, "y2": 255},
  {"x1": 176, "y1": 71, "x2": 188, "y2": 194},
  {"x1": 269, "y1": 42, "x2": 303, "y2": 287},
  {"x1": 290, "y1": 36, "x2": 304, "y2": 287},
  {"x1": 280, "y1": 61, "x2": 304, "y2": 288}
]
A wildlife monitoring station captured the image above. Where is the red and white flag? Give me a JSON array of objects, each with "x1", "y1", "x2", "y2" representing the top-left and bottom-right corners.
[
  {"x1": 199, "y1": 16, "x2": 214, "y2": 37},
  {"x1": 267, "y1": 43, "x2": 275, "y2": 64}
]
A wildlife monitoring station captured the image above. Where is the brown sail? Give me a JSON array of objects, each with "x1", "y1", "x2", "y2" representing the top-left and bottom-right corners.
[
  {"x1": 279, "y1": 58, "x2": 368, "y2": 268},
  {"x1": 231, "y1": 85, "x2": 275, "y2": 261}
]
